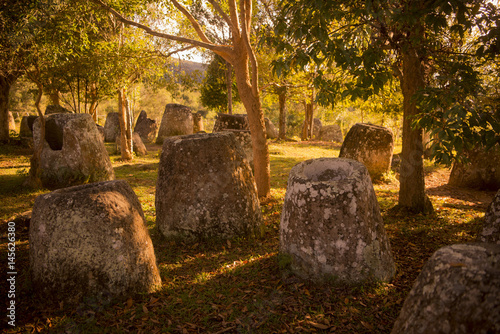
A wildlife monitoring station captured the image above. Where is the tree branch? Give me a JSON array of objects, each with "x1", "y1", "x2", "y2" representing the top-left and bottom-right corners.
[
  {"x1": 240, "y1": 0, "x2": 258, "y2": 96},
  {"x1": 89, "y1": 0, "x2": 232, "y2": 55},
  {"x1": 207, "y1": 0, "x2": 234, "y2": 32},
  {"x1": 228, "y1": 0, "x2": 241, "y2": 40},
  {"x1": 170, "y1": 0, "x2": 213, "y2": 45}
]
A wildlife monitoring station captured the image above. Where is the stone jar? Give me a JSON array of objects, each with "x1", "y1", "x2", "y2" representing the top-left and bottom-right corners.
[
  {"x1": 156, "y1": 132, "x2": 262, "y2": 239},
  {"x1": 280, "y1": 158, "x2": 395, "y2": 283},
  {"x1": 29, "y1": 180, "x2": 162, "y2": 305},
  {"x1": 339, "y1": 123, "x2": 394, "y2": 180}
]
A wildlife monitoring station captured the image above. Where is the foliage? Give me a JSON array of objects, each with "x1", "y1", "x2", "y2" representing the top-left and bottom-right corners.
[
  {"x1": 200, "y1": 53, "x2": 240, "y2": 112},
  {"x1": 272, "y1": 0, "x2": 499, "y2": 164}
]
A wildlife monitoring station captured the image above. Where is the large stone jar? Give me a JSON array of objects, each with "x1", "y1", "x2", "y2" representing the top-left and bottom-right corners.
[
  {"x1": 156, "y1": 132, "x2": 262, "y2": 239},
  {"x1": 29, "y1": 180, "x2": 162, "y2": 305},
  {"x1": 280, "y1": 158, "x2": 395, "y2": 283},
  {"x1": 391, "y1": 243, "x2": 500, "y2": 334},
  {"x1": 31, "y1": 113, "x2": 114, "y2": 189},
  {"x1": 339, "y1": 123, "x2": 394, "y2": 180},
  {"x1": 156, "y1": 103, "x2": 193, "y2": 144}
]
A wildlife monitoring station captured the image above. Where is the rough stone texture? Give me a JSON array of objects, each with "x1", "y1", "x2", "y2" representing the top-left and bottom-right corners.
[
  {"x1": 32, "y1": 113, "x2": 114, "y2": 189},
  {"x1": 339, "y1": 123, "x2": 394, "y2": 180},
  {"x1": 156, "y1": 104, "x2": 193, "y2": 144},
  {"x1": 319, "y1": 124, "x2": 343, "y2": 143},
  {"x1": 391, "y1": 243, "x2": 500, "y2": 334},
  {"x1": 29, "y1": 180, "x2": 162, "y2": 305},
  {"x1": 45, "y1": 105, "x2": 72, "y2": 115},
  {"x1": 192, "y1": 112, "x2": 205, "y2": 133},
  {"x1": 20, "y1": 115, "x2": 38, "y2": 137},
  {"x1": 478, "y1": 190, "x2": 500, "y2": 244},
  {"x1": 96, "y1": 124, "x2": 105, "y2": 141},
  {"x1": 222, "y1": 130, "x2": 253, "y2": 167},
  {"x1": 212, "y1": 113, "x2": 249, "y2": 132},
  {"x1": 134, "y1": 110, "x2": 158, "y2": 143},
  {"x1": 104, "y1": 112, "x2": 121, "y2": 143},
  {"x1": 280, "y1": 158, "x2": 395, "y2": 283},
  {"x1": 448, "y1": 146, "x2": 500, "y2": 190},
  {"x1": 115, "y1": 132, "x2": 147, "y2": 156},
  {"x1": 8, "y1": 111, "x2": 16, "y2": 131},
  {"x1": 156, "y1": 132, "x2": 262, "y2": 239},
  {"x1": 265, "y1": 118, "x2": 278, "y2": 139}
]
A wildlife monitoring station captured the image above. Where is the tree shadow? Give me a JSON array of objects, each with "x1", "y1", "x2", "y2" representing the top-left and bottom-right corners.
[{"x1": 426, "y1": 183, "x2": 496, "y2": 211}]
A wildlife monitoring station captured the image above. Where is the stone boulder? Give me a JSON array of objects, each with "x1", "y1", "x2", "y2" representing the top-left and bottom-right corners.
[
  {"x1": 265, "y1": 118, "x2": 278, "y2": 139},
  {"x1": 115, "y1": 132, "x2": 148, "y2": 156},
  {"x1": 156, "y1": 132, "x2": 262, "y2": 239},
  {"x1": 280, "y1": 158, "x2": 395, "y2": 283},
  {"x1": 8, "y1": 111, "x2": 16, "y2": 131},
  {"x1": 192, "y1": 112, "x2": 205, "y2": 133},
  {"x1": 212, "y1": 113, "x2": 249, "y2": 132},
  {"x1": 223, "y1": 129, "x2": 253, "y2": 167},
  {"x1": 134, "y1": 110, "x2": 158, "y2": 143},
  {"x1": 319, "y1": 124, "x2": 343, "y2": 143},
  {"x1": 45, "y1": 105, "x2": 72, "y2": 115},
  {"x1": 32, "y1": 113, "x2": 114, "y2": 189},
  {"x1": 448, "y1": 146, "x2": 500, "y2": 190},
  {"x1": 96, "y1": 124, "x2": 105, "y2": 141},
  {"x1": 391, "y1": 243, "x2": 500, "y2": 334},
  {"x1": 29, "y1": 180, "x2": 162, "y2": 305},
  {"x1": 339, "y1": 123, "x2": 394, "y2": 180},
  {"x1": 478, "y1": 190, "x2": 500, "y2": 244},
  {"x1": 104, "y1": 112, "x2": 120, "y2": 143},
  {"x1": 20, "y1": 115, "x2": 38, "y2": 137},
  {"x1": 156, "y1": 104, "x2": 193, "y2": 144}
]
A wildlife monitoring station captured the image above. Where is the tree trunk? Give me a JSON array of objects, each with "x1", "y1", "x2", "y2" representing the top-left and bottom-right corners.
[
  {"x1": 118, "y1": 88, "x2": 133, "y2": 160},
  {"x1": 0, "y1": 74, "x2": 16, "y2": 142},
  {"x1": 232, "y1": 57, "x2": 270, "y2": 198},
  {"x1": 25, "y1": 83, "x2": 45, "y2": 188},
  {"x1": 226, "y1": 61, "x2": 233, "y2": 115},
  {"x1": 301, "y1": 102, "x2": 313, "y2": 141},
  {"x1": 278, "y1": 88, "x2": 287, "y2": 140},
  {"x1": 398, "y1": 48, "x2": 433, "y2": 214}
]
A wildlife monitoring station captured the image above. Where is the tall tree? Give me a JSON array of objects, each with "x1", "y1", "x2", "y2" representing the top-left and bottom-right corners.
[
  {"x1": 0, "y1": 0, "x2": 39, "y2": 142},
  {"x1": 273, "y1": 0, "x2": 492, "y2": 213},
  {"x1": 91, "y1": 0, "x2": 271, "y2": 197}
]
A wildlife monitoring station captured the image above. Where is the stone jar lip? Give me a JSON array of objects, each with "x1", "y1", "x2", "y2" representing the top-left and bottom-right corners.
[
  {"x1": 290, "y1": 157, "x2": 369, "y2": 185},
  {"x1": 163, "y1": 131, "x2": 235, "y2": 143},
  {"x1": 43, "y1": 179, "x2": 128, "y2": 196}
]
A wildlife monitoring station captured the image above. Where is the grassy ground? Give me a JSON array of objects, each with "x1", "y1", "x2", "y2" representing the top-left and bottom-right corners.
[{"x1": 0, "y1": 139, "x2": 495, "y2": 333}]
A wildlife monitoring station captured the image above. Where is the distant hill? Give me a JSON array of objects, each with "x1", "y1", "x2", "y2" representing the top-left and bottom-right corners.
[{"x1": 170, "y1": 59, "x2": 207, "y2": 82}]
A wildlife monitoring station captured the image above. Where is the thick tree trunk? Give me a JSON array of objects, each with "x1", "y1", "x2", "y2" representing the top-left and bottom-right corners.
[
  {"x1": 232, "y1": 57, "x2": 270, "y2": 198},
  {"x1": 118, "y1": 88, "x2": 133, "y2": 160},
  {"x1": 278, "y1": 89, "x2": 287, "y2": 140},
  {"x1": 0, "y1": 75, "x2": 16, "y2": 142},
  {"x1": 398, "y1": 49, "x2": 433, "y2": 214},
  {"x1": 226, "y1": 61, "x2": 233, "y2": 115}
]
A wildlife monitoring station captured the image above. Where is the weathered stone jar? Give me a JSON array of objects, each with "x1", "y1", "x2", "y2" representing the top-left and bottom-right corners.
[
  {"x1": 280, "y1": 158, "x2": 395, "y2": 283},
  {"x1": 31, "y1": 113, "x2": 114, "y2": 189},
  {"x1": 478, "y1": 189, "x2": 500, "y2": 244},
  {"x1": 156, "y1": 103, "x2": 193, "y2": 144},
  {"x1": 29, "y1": 180, "x2": 162, "y2": 305},
  {"x1": 391, "y1": 243, "x2": 500, "y2": 334},
  {"x1": 103, "y1": 112, "x2": 120, "y2": 142},
  {"x1": 156, "y1": 132, "x2": 262, "y2": 239},
  {"x1": 339, "y1": 123, "x2": 394, "y2": 180}
]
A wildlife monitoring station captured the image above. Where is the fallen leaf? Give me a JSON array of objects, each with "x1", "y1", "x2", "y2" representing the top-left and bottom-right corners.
[{"x1": 308, "y1": 321, "x2": 329, "y2": 330}]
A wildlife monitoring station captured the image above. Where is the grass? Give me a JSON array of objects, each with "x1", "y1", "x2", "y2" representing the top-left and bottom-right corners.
[{"x1": 0, "y1": 138, "x2": 494, "y2": 333}]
